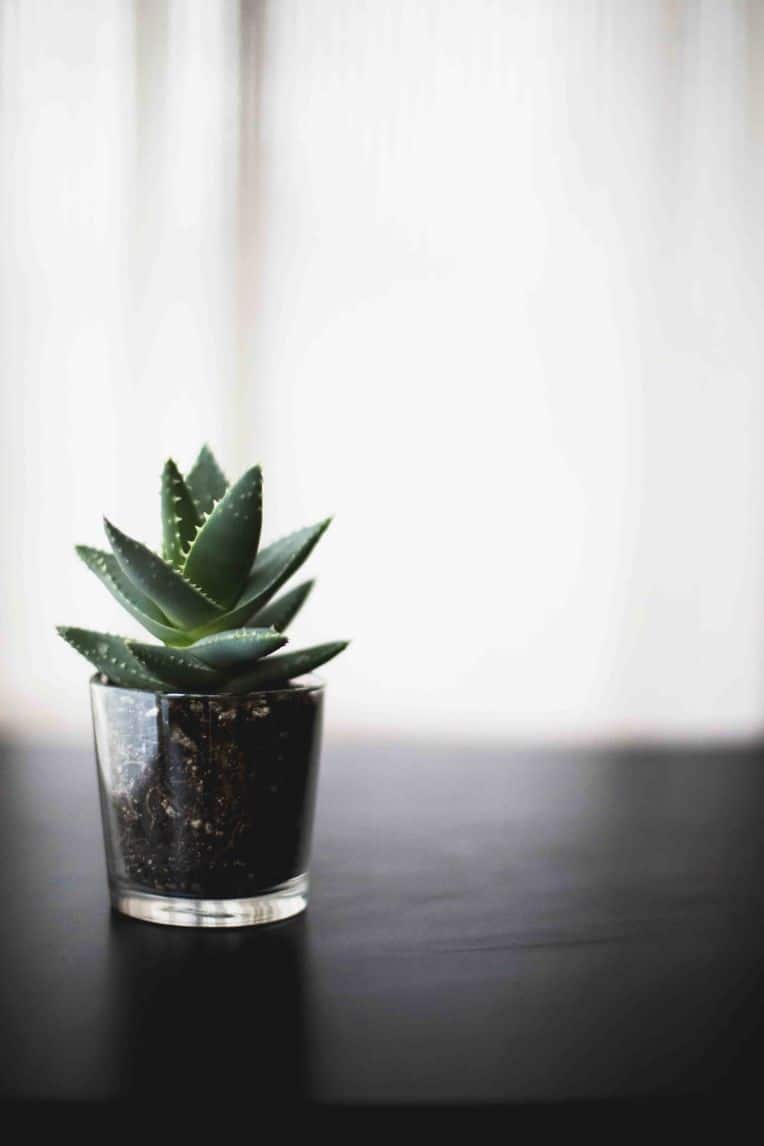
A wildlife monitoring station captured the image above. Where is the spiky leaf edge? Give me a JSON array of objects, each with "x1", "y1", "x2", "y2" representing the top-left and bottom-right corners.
[
  {"x1": 76, "y1": 546, "x2": 194, "y2": 646},
  {"x1": 223, "y1": 640, "x2": 349, "y2": 694},
  {"x1": 161, "y1": 459, "x2": 201, "y2": 568},
  {"x1": 104, "y1": 518, "x2": 225, "y2": 630},
  {"x1": 181, "y1": 465, "x2": 263, "y2": 609},
  {"x1": 57, "y1": 626, "x2": 165, "y2": 691},
  {"x1": 126, "y1": 641, "x2": 225, "y2": 691},
  {"x1": 188, "y1": 627, "x2": 287, "y2": 670},
  {"x1": 188, "y1": 519, "x2": 331, "y2": 641}
]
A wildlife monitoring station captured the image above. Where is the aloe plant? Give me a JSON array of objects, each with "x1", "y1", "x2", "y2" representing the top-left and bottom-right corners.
[{"x1": 58, "y1": 445, "x2": 348, "y2": 693}]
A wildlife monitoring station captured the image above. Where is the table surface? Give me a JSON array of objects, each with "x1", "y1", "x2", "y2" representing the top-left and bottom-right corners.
[{"x1": 2, "y1": 733, "x2": 764, "y2": 1108}]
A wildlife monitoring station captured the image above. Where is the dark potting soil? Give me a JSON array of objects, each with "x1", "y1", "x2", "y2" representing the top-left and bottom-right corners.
[{"x1": 97, "y1": 685, "x2": 323, "y2": 900}]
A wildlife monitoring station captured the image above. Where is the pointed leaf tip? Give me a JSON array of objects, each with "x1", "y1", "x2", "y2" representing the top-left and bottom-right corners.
[
  {"x1": 187, "y1": 444, "x2": 229, "y2": 517},
  {"x1": 188, "y1": 626, "x2": 288, "y2": 670},
  {"x1": 248, "y1": 579, "x2": 315, "y2": 631},
  {"x1": 223, "y1": 639, "x2": 349, "y2": 693},
  {"x1": 56, "y1": 626, "x2": 165, "y2": 691}
]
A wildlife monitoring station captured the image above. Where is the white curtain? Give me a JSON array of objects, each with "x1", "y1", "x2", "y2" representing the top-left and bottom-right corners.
[
  {"x1": 1, "y1": 0, "x2": 763, "y2": 743},
  {"x1": 0, "y1": 0, "x2": 243, "y2": 740}
]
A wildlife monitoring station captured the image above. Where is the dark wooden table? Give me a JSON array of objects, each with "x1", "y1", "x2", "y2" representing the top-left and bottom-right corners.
[{"x1": 2, "y1": 735, "x2": 764, "y2": 1110}]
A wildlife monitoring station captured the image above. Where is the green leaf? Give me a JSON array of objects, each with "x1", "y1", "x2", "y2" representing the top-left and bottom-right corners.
[
  {"x1": 77, "y1": 545, "x2": 166, "y2": 621},
  {"x1": 57, "y1": 626, "x2": 165, "y2": 690},
  {"x1": 186, "y1": 443, "x2": 228, "y2": 517},
  {"x1": 76, "y1": 546, "x2": 194, "y2": 646},
  {"x1": 104, "y1": 518, "x2": 224, "y2": 630},
  {"x1": 190, "y1": 518, "x2": 332, "y2": 640},
  {"x1": 224, "y1": 640, "x2": 349, "y2": 694},
  {"x1": 182, "y1": 465, "x2": 263, "y2": 609},
  {"x1": 161, "y1": 459, "x2": 201, "y2": 568},
  {"x1": 127, "y1": 641, "x2": 225, "y2": 691},
  {"x1": 249, "y1": 579, "x2": 314, "y2": 632},
  {"x1": 188, "y1": 627, "x2": 287, "y2": 670}
]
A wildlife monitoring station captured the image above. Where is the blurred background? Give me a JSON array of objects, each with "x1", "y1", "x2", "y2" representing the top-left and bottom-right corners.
[{"x1": 1, "y1": 0, "x2": 763, "y2": 746}]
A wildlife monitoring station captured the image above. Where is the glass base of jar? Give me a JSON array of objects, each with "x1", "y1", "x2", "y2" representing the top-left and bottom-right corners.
[{"x1": 110, "y1": 873, "x2": 309, "y2": 928}]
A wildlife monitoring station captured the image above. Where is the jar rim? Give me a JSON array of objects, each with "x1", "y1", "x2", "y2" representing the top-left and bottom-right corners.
[{"x1": 88, "y1": 671, "x2": 325, "y2": 700}]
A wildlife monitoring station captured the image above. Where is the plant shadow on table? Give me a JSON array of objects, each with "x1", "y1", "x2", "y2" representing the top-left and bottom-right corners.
[{"x1": 105, "y1": 910, "x2": 312, "y2": 1099}]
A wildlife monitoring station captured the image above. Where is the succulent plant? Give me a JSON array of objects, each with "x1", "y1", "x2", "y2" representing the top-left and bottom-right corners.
[{"x1": 58, "y1": 445, "x2": 348, "y2": 693}]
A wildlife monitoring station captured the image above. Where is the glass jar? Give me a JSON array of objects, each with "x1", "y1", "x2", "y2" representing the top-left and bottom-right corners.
[{"x1": 90, "y1": 675, "x2": 324, "y2": 927}]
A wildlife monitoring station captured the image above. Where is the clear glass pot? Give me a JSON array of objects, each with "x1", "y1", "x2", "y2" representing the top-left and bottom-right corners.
[{"x1": 90, "y1": 675, "x2": 324, "y2": 928}]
